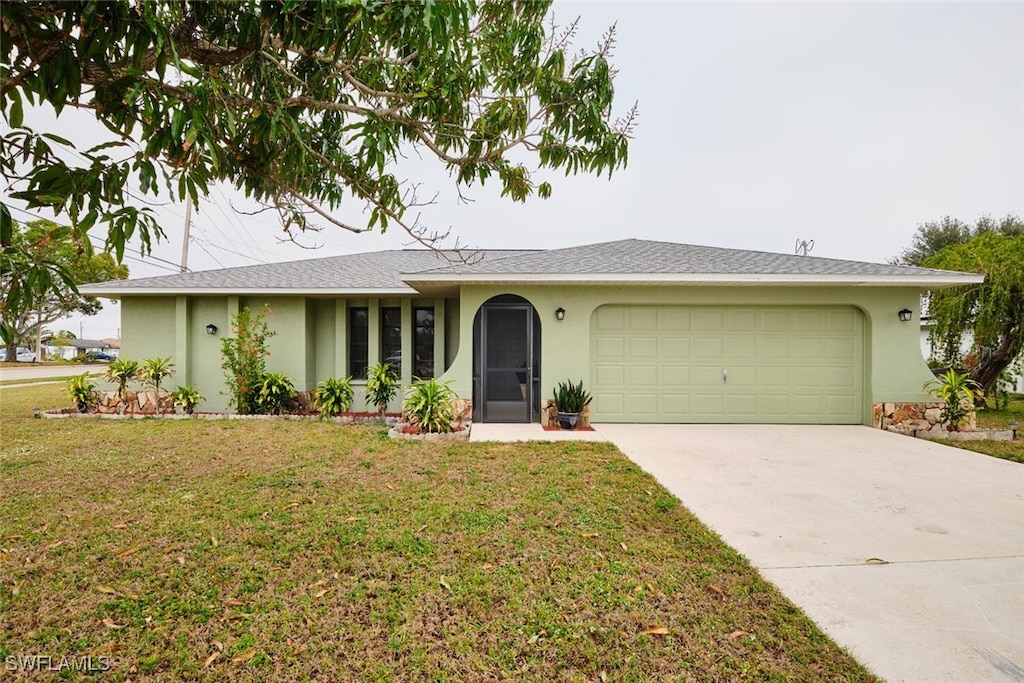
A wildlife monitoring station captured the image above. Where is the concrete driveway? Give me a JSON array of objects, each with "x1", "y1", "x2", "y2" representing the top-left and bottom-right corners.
[{"x1": 596, "y1": 424, "x2": 1024, "y2": 683}]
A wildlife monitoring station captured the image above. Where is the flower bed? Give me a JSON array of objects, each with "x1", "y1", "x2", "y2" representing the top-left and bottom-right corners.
[{"x1": 387, "y1": 422, "x2": 471, "y2": 442}]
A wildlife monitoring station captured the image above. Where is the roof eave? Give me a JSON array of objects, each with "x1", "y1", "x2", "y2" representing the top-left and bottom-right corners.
[
  {"x1": 77, "y1": 286, "x2": 419, "y2": 298},
  {"x1": 399, "y1": 273, "x2": 985, "y2": 288}
]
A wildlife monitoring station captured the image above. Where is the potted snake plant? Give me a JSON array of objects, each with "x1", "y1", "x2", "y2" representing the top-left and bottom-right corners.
[{"x1": 552, "y1": 379, "x2": 592, "y2": 430}]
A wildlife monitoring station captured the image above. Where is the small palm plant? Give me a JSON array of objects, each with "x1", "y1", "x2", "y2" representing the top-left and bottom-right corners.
[
  {"x1": 105, "y1": 357, "x2": 140, "y2": 414},
  {"x1": 170, "y1": 385, "x2": 204, "y2": 415},
  {"x1": 65, "y1": 373, "x2": 98, "y2": 413},
  {"x1": 141, "y1": 356, "x2": 175, "y2": 395},
  {"x1": 255, "y1": 371, "x2": 296, "y2": 415},
  {"x1": 313, "y1": 376, "x2": 355, "y2": 420},
  {"x1": 365, "y1": 361, "x2": 399, "y2": 416},
  {"x1": 403, "y1": 378, "x2": 457, "y2": 433},
  {"x1": 924, "y1": 369, "x2": 980, "y2": 431}
]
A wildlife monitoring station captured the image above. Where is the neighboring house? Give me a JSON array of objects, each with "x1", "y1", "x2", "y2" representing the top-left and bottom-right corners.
[
  {"x1": 79, "y1": 239, "x2": 981, "y2": 423},
  {"x1": 48, "y1": 338, "x2": 121, "y2": 360}
]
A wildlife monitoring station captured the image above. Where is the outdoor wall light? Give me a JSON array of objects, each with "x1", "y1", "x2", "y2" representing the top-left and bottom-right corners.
[
  {"x1": 898, "y1": 308, "x2": 913, "y2": 322},
  {"x1": 205, "y1": 323, "x2": 218, "y2": 335},
  {"x1": 555, "y1": 307, "x2": 566, "y2": 321}
]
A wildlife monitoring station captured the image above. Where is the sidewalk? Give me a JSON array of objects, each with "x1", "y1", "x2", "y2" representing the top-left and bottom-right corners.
[{"x1": 469, "y1": 423, "x2": 607, "y2": 442}]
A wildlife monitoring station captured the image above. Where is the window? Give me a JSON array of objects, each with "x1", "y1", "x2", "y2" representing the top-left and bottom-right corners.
[
  {"x1": 349, "y1": 307, "x2": 368, "y2": 378},
  {"x1": 381, "y1": 307, "x2": 402, "y2": 374},
  {"x1": 414, "y1": 307, "x2": 435, "y2": 379}
]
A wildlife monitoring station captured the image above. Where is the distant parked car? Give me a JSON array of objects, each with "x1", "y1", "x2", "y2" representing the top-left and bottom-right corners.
[
  {"x1": 86, "y1": 351, "x2": 116, "y2": 362},
  {"x1": 0, "y1": 347, "x2": 37, "y2": 362}
]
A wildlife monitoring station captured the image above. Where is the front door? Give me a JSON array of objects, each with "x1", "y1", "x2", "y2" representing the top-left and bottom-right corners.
[{"x1": 474, "y1": 297, "x2": 540, "y2": 423}]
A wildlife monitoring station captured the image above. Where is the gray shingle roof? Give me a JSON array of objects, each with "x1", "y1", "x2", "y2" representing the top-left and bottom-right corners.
[
  {"x1": 81, "y1": 239, "x2": 980, "y2": 295},
  {"x1": 412, "y1": 239, "x2": 964, "y2": 277},
  {"x1": 81, "y1": 248, "x2": 540, "y2": 294}
]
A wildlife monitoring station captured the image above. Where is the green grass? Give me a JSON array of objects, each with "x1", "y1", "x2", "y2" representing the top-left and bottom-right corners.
[
  {"x1": 1, "y1": 385, "x2": 877, "y2": 681},
  {"x1": 958, "y1": 395, "x2": 1024, "y2": 463},
  {"x1": 976, "y1": 394, "x2": 1024, "y2": 430}
]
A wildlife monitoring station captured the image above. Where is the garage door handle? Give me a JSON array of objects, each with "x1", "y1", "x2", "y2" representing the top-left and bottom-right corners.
[{"x1": 723, "y1": 370, "x2": 728, "y2": 384}]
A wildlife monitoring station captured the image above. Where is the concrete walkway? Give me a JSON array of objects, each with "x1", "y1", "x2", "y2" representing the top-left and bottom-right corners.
[
  {"x1": 469, "y1": 423, "x2": 607, "y2": 442},
  {"x1": 596, "y1": 424, "x2": 1024, "y2": 683}
]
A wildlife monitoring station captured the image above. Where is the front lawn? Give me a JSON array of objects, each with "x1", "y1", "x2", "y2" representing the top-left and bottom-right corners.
[
  {"x1": 1, "y1": 385, "x2": 875, "y2": 681},
  {"x1": 959, "y1": 395, "x2": 1024, "y2": 463}
]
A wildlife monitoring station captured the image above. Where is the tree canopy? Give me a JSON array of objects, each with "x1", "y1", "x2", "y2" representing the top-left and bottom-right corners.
[
  {"x1": 893, "y1": 214, "x2": 1023, "y2": 266},
  {"x1": 0, "y1": 218, "x2": 128, "y2": 359},
  {"x1": 1, "y1": 0, "x2": 636, "y2": 259},
  {"x1": 922, "y1": 230, "x2": 1024, "y2": 398}
]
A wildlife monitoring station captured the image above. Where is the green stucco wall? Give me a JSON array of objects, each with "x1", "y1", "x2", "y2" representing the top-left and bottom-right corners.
[
  {"x1": 122, "y1": 297, "x2": 177, "y2": 361},
  {"x1": 119, "y1": 286, "x2": 932, "y2": 423},
  {"x1": 119, "y1": 295, "x2": 456, "y2": 413},
  {"x1": 439, "y1": 285, "x2": 935, "y2": 425}
]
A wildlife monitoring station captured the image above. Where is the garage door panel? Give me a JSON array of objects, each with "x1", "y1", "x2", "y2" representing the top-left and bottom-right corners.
[
  {"x1": 628, "y1": 337, "x2": 658, "y2": 358},
  {"x1": 661, "y1": 337, "x2": 690, "y2": 358},
  {"x1": 594, "y1": 306, "x2": 624, "y2": 331},
  {"x1": 693, "y1": 310, "x2": 724, "y2": 332},
  {"x1": 660, "y1": 308, "x2": 690, "y2": 331},
  {"x1": 726, "y1": 394, "x2": 757, "y2": 417},
  {"x1": 628, "y1": 365, "x2": 659, "y2": 387},
  {"x1": 627, "y1": 308, "x2": 658, "y2": 331},
  {"x1": 727, "y1": 366, "x2": 756, "y2": 386},
  {"x1": 827, "y1": 338, "x2": 856, "y2": 360},
  {"x1": 791, "y1": 366, "x2": 823, "y2": 387},
  {"x1": 794, "y1": 309, "x2": 825, "y2": 332},
  {"x1": 595, "y1": 337, "x2": 624, "y2": 358},
  {"x1": 661, "y1": 366, "x2": 690, "y2": 386},
  {"x1": 692, "y1": 393, "x2": 724, "y2": 416},
  {"x1": 595, "y1": 394, "x2": 624, "y2": 415},
  {"x1": 628, "y1": 393, "x2": 658, "y2": 416},
  {"x1": 693, "y1": 366, "x2": 724, "y2": 387},
  {"x1": 725, "y1": 337, "x2": 757, "y2": 358},
  {"x1": 661, "y1": 394, "x2": 690, "y2": 415},
  {"x1": 595, "y1": 365, "x2": 625, "y2": 386},
  {"x1": 590, "y1": 305, "x2": 862, "y2": 424},
  {"x1": 758, "y1": 366, "x2": 790, "y2": 387}
]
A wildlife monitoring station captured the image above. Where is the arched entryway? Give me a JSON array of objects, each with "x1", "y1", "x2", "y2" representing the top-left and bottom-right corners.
[{"x1": 472, "y1": 294, "x2": 541, "y2": 423}]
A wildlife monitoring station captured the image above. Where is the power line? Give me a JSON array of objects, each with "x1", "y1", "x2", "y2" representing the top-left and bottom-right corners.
[{"x1": 6, "y1": 204, "x2": 189, "y2": 272}]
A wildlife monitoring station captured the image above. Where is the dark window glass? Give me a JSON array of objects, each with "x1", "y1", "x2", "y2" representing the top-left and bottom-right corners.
[
  {"x1": 414, "y1": 307, "x2": 435, "y2": 379},
  {"x1": 381, "y1": 307, "x2": 402, "y2": 374},
  {"x1": 349, "y1": 307, "x2": 368, "y2": 378}
]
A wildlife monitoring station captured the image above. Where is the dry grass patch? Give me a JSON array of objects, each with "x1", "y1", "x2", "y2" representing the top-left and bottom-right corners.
[{"x1": 2, "y1": 385, "x2": 876, "y2": 681}]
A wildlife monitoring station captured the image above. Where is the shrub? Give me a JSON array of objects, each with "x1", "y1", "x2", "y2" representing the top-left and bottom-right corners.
[
  {"x1": 924, "y1": 368, "x2": 980, "y2": 430},
  {"x1": 313, "y1": 376, "x2": 355, "y2": 420},
  {"x1": 105, "y1": 358, "x2": 140, "y2": 413},
  {"x1": 403, "y1": 378, "x2": 457, "y2": 433},
  {"x1": 65, "y1": 373, "x2": 97, "y2": 413},
  {"x1": 171, "y1": 385, "x2": 204, "y2": 415},
  {"x1": 141, "y1": 356, "x2": 175, "y2": 395},
  {"x1": 552, "y1": 379, "x2": 592, "y2": 414},
  {"x1": 221, "y1": 305, "x2": 274, "y2": 414},
  {"x1": 365, "y1": 361, "x2": 399, "y2": 415},
  {"x1": 255, "y1": 371, "x2": 296, "y2": 415}
]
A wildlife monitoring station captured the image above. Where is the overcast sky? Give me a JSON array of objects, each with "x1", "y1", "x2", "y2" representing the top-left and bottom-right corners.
[{"x1": 16, "y1": 1, "x2": 1023, "y2": 340}]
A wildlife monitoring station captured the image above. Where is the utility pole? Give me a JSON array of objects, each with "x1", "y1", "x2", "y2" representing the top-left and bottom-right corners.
[{"x1": 180, "y1": 195, "x2": 193, "y2": 272}]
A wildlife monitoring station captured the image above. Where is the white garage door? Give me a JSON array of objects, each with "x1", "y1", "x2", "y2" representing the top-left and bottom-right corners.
[{"x1": 590, "y1": 305, "x2": 864, "y2": 423}]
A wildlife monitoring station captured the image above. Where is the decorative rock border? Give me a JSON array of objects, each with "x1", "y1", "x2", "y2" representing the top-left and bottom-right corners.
[
  {"x1": 886, "y1": 425, "x2": 1015, "y2": 442},
  {"x1": 388, "y1": 423, "x2": 471, "y2": 442},
  {"x1": 43, "y1": 408, "x2": 400, "y2": 426},
  {"x1": 873, "y1": 401, "x2": 977, "y2": 433}
]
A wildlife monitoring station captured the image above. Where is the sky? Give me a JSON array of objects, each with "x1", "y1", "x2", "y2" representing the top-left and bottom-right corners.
[{"x1": 11, "y1": 1, "x2": 1023, "y2": 340}]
